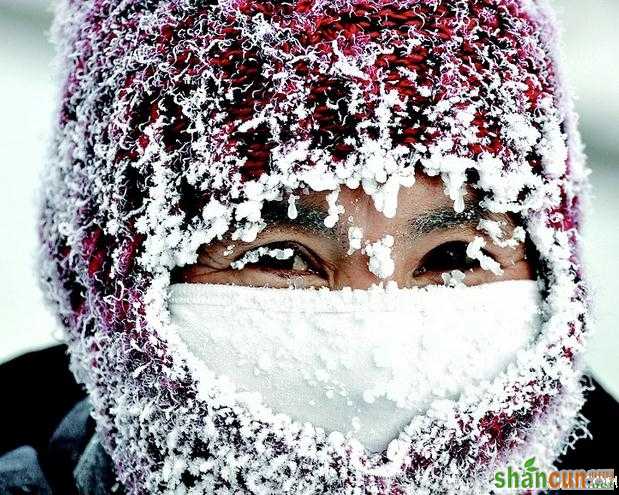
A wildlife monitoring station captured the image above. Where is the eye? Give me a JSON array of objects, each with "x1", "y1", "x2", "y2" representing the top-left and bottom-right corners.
[
  {"x1": 413, "y1": 240, "x2": 484, "y2": 277},
  {"x1": 230, "y1": 242, "x2": 326, "y2": 277}
]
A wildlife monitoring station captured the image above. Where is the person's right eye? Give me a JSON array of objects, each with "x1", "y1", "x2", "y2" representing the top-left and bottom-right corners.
[{"x1": 230, "y1": 241, "x2": 328, "y2": 279}]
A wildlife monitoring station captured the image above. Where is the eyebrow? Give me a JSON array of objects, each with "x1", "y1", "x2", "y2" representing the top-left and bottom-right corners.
[
  {"x1": 260, "y1": 200, "x2": 340, "y2": 240},
  {"x1": 409, "y1": 200, "x2": 514, "y2": 239},
  {"x1": 259, "y1": 197, "x2": 516, "y2": 241}
]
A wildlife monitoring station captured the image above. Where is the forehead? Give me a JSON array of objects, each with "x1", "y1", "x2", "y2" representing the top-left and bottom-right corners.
[
  {"x1": 256, "y1": 170, "x2": 515, "y2": 240},
  {"x1": 293, "y1": 172, "x2": 476, "y2": 221}
]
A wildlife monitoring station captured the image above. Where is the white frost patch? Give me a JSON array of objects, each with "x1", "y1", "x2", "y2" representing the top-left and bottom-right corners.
[
  {"x1": 421, "y1": 154, "x2": 474, "y2": 213},
  {"x1": 230, "y1": 246, "x2": 294, "y2": 270},
  {"x1": 223, "y1": 244, "x2": 235, "y2": 257},
  {"x1": 324, "y1": 187, "x2": 344, "y2": 228},
  {"x1": 331, "y1": 40, "x2": 369, "y2": 80},
  {"x1": 503, "y1": 113, "x2": 541, "y2": 153},
  {"x1": 466, "y1": 236, "x2": 503, "y2": 275},
  {"x1": 347, "y1": 226, "x2": 363, "y2": 255},
  {"x1": 363, "y1": 235, "x2": 395, "y2": 279},
  {"x1": 538, "y1": 119, "x2": 569, "y2": 178},
  {"x1": 418, "y1": 85, "x2": 432, "y2": 97},
  {"x1": 441, "y1": 270, "x2": 466, "y2": 287},
  {"x1": 287, "y1": 194, "x2": 298, "y2": 219},
  {"x1": 477, "y1": 219, "x2": 527, "y2": 249}
]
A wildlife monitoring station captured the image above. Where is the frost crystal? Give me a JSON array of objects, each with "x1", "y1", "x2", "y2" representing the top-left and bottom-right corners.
[
  {"x1": 230, "y1": 247, "x2": 294, "y2": 270},
  {"x1": 347, "y1": 226, "x2": 364, "y2": 255},
  {"x1": 364, "y1": 235, "x2": 395, "y2": 279},
  {"x1": 467, "y1": 236, "x2": 504, "y2": 276},
  {"x1": 441, "y1": 270, "x2": 466, "y2": 287}
]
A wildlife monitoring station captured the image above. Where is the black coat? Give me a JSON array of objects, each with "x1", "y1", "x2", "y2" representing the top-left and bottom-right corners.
[{"x1": 0, "y1": 345, "x2": 617, "y2": 494}]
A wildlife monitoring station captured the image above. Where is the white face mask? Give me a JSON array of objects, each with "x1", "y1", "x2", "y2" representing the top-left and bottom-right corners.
[{"x1": 167, "y1": 279, "x2": 541, "y2": 453}]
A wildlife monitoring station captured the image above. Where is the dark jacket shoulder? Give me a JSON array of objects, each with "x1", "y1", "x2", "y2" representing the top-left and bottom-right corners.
[
  {"x1": 0, "y1": 345, "x2": 119, "y2": 494},
  {"x1": 0, "y1": 345, "x2": 87, "y2": 456}
]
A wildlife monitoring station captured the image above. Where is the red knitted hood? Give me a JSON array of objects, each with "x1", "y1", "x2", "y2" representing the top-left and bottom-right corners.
[{"x1": 39, "y1": 0, "x2": 590, "y2": 493}]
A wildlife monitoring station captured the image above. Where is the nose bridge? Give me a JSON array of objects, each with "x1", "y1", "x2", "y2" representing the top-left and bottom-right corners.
[
  {"x1": 334, "y1": 262, "x2": 382, "y2": 290},
  {"x1": 334, "y1": 251, "x2": 403, "y2": 290},
  {"x1": 336, "y1": 188, "x2": 403, "y2": 289},
  {"x1": 341, "y1": 189, "x2": 396, "y2": 243}
]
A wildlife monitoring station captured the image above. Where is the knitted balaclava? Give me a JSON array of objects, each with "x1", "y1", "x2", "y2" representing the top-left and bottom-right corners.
[{"x1": 40, "y1": 0, "x2": 591, "y2": 493}]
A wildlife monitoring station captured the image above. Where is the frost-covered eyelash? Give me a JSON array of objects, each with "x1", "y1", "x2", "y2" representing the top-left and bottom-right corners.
[
  {"x1": 230, "y1": 246, "x2": 295, "y2": 270},
  {"x1": 413, "y1": 240, "x2": 490, "y2": 277}
]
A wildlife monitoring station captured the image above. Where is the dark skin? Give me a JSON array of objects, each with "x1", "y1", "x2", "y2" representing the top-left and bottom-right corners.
[{"x1": 175, "y1": 173, "x2": 533, "y2": 289}]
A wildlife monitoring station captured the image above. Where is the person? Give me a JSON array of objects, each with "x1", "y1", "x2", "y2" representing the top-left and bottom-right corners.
[{"x1": 1, "y1": 0, "x2": 617, "y2": 493}]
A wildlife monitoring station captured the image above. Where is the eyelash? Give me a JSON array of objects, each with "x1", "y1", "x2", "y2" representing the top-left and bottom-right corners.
[
  {"x1": 413, "y1": 240, "x2": 482, "y2": 277},
  {"x1": 231, "y1": 242, "x2": 326, "y2": 277}
]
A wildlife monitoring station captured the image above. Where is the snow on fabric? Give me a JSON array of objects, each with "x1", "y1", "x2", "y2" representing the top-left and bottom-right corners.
[
  {"x1": 38, "y1": 0, "x2": 591, "y2": 493},
  {"x1": 168, "y1": 280, "x2": 541, "y2": 453}
]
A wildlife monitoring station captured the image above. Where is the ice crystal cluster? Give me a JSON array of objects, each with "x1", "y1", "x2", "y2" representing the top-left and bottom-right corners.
[{"x1": 39, "y1": 0, "x2": 591, "y2": 493}]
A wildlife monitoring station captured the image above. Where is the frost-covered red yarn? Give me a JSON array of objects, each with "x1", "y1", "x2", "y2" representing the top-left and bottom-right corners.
[
  {"x1": 40, "y1": 0, "x2": 590, "y2": 493},
  {"x1": 51, "y1": 0, "x2": 580, "y2": 282}
]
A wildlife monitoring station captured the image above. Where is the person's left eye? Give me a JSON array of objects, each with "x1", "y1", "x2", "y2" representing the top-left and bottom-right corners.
[{"x1": 413, "y1": 240, "x2": 487, "y2": 277}]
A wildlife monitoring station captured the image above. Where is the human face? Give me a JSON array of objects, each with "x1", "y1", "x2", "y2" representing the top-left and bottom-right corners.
[{"x1": 175, "y1": 173, "x2": 533, "y2": 289}]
